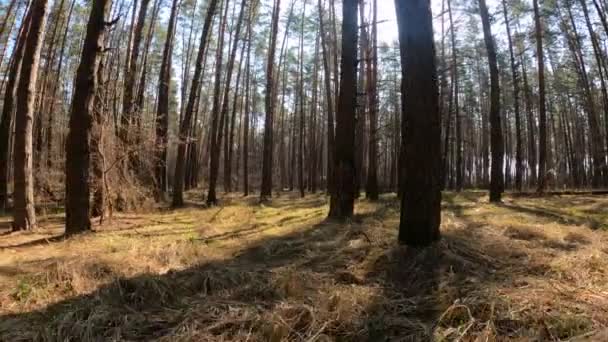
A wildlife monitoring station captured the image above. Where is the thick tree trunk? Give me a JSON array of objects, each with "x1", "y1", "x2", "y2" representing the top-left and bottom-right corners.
[
  {"x1": 395, "y1": 0, "x2": 441, "y2": 246},
  {"x1": 13, "y1": 0, "x2": 49, "y2": 231},
  {"x1": 65, "y1": 0, "x2": 111, "y2": 235},
  {"x1": 328, "y1": 0, "x2": 357, "y2": 220},
  {"x1": 479, "y1": 0, "x2": 503, "y2": 202}
]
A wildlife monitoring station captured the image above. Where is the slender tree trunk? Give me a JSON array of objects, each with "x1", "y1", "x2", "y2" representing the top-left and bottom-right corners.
[
  {"x1": 319, "y1": 0, "x2": 335, "y2": 195},
  {"x1": 395, "y1": 0, "x2": 441, "y2": 246},
  {"x1": 206, "y1": 0, "x2": 230, "y2": 206},
  {"x1": 13, "y1": 0, "x2": 50, "y2": 231},
  {"x1": 501, "y1": 0, "x2": 523, "y2": 191},
  {"x1": 243, "y1": 9, "x2": 253, "y2": 196},
  {"x1": 155, "y1": 0, "x2": 179, "y2": 200},
  {"x1": 533, "y1": 0, "x2": 547, "y2": 193},
  {"x1": 365, "y1": 0, "x2": 379, "y2": 200},
  {"x1": 261, "y1": 0, "x2": 281, "y2": 200}
]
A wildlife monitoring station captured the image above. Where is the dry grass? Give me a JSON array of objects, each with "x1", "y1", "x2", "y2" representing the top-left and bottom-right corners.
[{"x1": 1, "y1": 191, "x2": 608, "y2": 341}]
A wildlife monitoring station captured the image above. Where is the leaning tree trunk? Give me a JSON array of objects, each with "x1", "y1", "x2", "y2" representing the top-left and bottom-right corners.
[
  {"x1": 65, "y1": 0, "x2": 112, "y2": 235},
  {"x1": 13, "y1": 0, "x2": 49, "y2": 231},
  {"x1": 479, "y1": 0, "x2": 503, "y2": 202},
  {"x1": 395, "y1": 0, "x2": 441, "y2": 246},
  {"x1": 261, "y1": 0, "x2": 281, "y2": 200},
  {"x1": 328, "y1": 0, "x2": 357, "y2": 220}
]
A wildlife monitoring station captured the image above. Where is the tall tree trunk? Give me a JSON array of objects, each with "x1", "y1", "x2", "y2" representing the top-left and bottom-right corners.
[
  {"x1": 220, "y1": 0, "x2": 247, "y2": 194},
  {"x1": 297, "y1": 0, "x2": 307, "y2": 198},
  {"x1": 479, "y1": 0, "x2": 503, "y2": 202},
  {"x1": 501, "y1": 0, "x2": 523, "y2": 191},
  {"x1": 13, "y1": 0, "x2": 49, "y2": 231},
  {"x1": 155, "y1": 0, "x2": 179, "y2": 200},
  {"x1": 261, "y1": 0, "x2": 281, "y2": 200},
  {"x1": 395, "y1": 0, "x2": 441, "y2": 246},
  {"x1": 172, "y1": 0, "x2": 219, "y2": 207},
  {"x1": 328, "y1": 0, "x2": 357, "y2": 220},
  {"x1": 65, "y1": 0, "x2": 111, "y2": 235},
  {"x1": 319, "y1": 0, "x2": 335, "y2": 195},
  {"x1": 0, "y1": 9, "x2": 31, "y2": 211},
  {"x1": 243, "y1": 8, "x2": 253, "y2": 196},
  {"x1": 365, "y1": 0, "x2": 379, "y2": 200},
  {"x1": 533, "y1": 0, "x2": 548, "y2": 193},
  {"x1": 206, "y1": 0, "x2": 230, "y2": 206}
]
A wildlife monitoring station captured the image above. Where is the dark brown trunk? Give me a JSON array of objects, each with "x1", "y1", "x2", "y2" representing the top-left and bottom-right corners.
[
  {"x1": 395, "y1": 0, "x2": 441, "y2": 246},
  {"x1": 479, "y1": 0, "x2": 503, "y2": 202},
  {"x1": 328, "y1": 0, "x2": 357, "y2": 220}
]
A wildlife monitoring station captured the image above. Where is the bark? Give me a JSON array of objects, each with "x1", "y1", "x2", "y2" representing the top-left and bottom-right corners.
[
  {"x1": 328, "y1": 0, "x2": 357, "y2": 220},
  {"x1": 13, "y1": 0, "x2": 49, "y2": 231},
  {"x1": 395, "y1": 0, "x2": 441, "y2": 246},
  {"x1": 479, "y1": 0, "x2": 503, "y2": 202},
  {"x1": 65, "y1": 0, "x2": 111, "y2": 235}
]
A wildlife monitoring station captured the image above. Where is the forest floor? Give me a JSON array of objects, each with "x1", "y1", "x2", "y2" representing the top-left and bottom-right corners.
[{"x1": 1, "y1": 191, "x2": 608, "y2": 341}]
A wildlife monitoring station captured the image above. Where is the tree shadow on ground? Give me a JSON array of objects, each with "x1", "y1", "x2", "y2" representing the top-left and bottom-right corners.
[
  {"x1": 498, "y1": 202, "x2": 605, "y2": 229},
  {"x1": 0, "y1": 195, "x2": 591, "y2": 341}
]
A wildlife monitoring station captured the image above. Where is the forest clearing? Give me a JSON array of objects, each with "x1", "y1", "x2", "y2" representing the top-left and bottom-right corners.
[{"x1": 1, "y1": 191, "x2": 608, "y2": 341}]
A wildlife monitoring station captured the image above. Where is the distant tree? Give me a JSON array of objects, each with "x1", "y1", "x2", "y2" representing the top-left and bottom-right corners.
[
  {"x1": 172, "y1": 0, "x2": 219, "y2": 207},
  {"x1": 394, "y1": 0, "x2": 441, "y2": 246}
]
